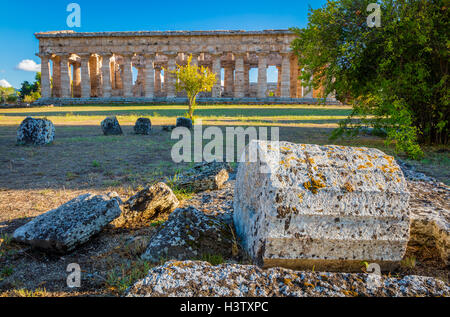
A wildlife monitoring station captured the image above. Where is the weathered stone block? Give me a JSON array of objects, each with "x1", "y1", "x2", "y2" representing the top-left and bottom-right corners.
[
  {"x1": 17, "y1": 116, "x2": 55, "y2": 145},
  {"x1": 134, "y1": 117, "x2": 152, "y2": 135},
  {"x1": 112, "y1": 182, "x2": 179, "y2": 228},
  {"x1": 13, "y1": 192, "x2": 122, "y2": 253},
  {"x1": 141, "y1": 207, "x2": 236, "y2": 262},
  {"x1": 101, "y1": 116, "x2": 123, "y2": 135},
  {"x1": 126, "y1": 260, "x2": 449, "y2": 297},
  {"x1": 174, "y1": 160, "x2": 231, "y2": 193},
  {"x1": 233, "y1": 141, "x2": 410, "y2": 271}
]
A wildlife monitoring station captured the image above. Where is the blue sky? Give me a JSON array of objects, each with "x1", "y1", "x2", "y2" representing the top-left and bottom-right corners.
[{"x1": 0, "y1": 0, "x2": 327, "y2": 88}]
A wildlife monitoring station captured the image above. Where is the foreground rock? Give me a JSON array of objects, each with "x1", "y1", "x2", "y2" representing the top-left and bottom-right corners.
[
  {"x1": 13, "y1": 192, "x2": 122, "y2": 253},
  {"x1": 406, "y1": 178, "x2": 449, "y2": 265},
  {"x1": 234, "y1": 141, "x2": 410, "y2": 272},
  {"x1": 174, "y1": 160, "x2": 231, "y2": 193},
  {"x1": 134, "y1": 118, "x2": 152, "y2": 135},
  {"x1": 112, "y1": 182, "x2": 179, "y2": 228},
  {"x1": 176, "y1": 117, "x2": 193, "y2": 129},
  {"x1": 141, "y1": 207, "x2": 237, "y2": 262},
  {"x1": 101, "y1": 116, "x2": 123, "y2": 135},
  {"x1": 126, "y1": 260, "x2": 449, "y2": 297},
  {"x1": 17, "y1": 116, "x2": 55, "y2": 145}
]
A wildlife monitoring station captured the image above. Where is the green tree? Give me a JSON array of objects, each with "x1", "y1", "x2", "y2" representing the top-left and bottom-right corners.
[
  {"x1": 291, "y1": 0, "x2": 449, "y2": 158},
  {"x1": 19, "y1": 72, "x2": 41, "y2": 101},
  {"x1": 0, "y1": 87, "x2": 17, "y2": 104},
  {"x1": 169, "y1": 55, "x2": 217, "y2": 119}
]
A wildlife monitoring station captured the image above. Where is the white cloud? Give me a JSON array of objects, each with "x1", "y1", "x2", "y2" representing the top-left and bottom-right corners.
[
  {"x1": 0, "y1": 79, "x2": 12, "y2": 88},
  {"x1": 16, "y1": 59, "x2": 41, "y2": 72}
]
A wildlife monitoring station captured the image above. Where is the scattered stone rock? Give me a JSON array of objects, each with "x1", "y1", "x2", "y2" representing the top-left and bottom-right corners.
[
  {"x1": 176, "y1": 117, "x2": 193, "y2": 129},
  {"x1": 234, "y1": 141, "x2": 410, "y2": 271},
  {"x1": 12, "y1": 192, "x2": 122, "y2": 254},
  {"x1": 174, "y1": 160, "x2": 231, "y2": 193},
  {"x1": 408, "y1": 181, "x2": 449, "y2": 265},
  {"x1": 16, "y1": 116, "x2": 55, "y2": 145},
  {"x1": 396, "y1": 159, "x2": 450, "y2": 265},
  {"x1": 126, "y1": 260, "x2": 449, "y2": 297},
  {"x1": 112, "y1": 182, "x2": 179, "y2": 228},
  {"x1": 101, "y1": 116, "x2": 123, "y2": 135},
  {"x1": 134, "y1": 118, "x2": 152, "y2": 135},
  {"x1": 162, "y1": 125, "x2": 176, "y2": 132},
  {"x1": 141, "y1": 207, "x2": 238, "y2": 263}
]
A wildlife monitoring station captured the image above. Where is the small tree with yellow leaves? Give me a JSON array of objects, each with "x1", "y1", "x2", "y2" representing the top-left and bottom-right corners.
[{"x1": 170, "y1": 55, "x2": 217, "y2": 120}]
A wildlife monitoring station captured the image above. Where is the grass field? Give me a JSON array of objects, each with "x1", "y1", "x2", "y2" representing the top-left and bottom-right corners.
[
  {"x1": 0, "y1": 103, "x2": 448, "y2": 222},
  {"x1": 0, "y1": 103, "x2": 448, "y2": 295}
]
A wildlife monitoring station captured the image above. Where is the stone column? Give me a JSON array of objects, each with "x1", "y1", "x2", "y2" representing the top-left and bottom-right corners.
[
  {"x1": 89, "y1": 55, "x2": 101, "y2": 97},
  {"x1": 39, "y1": 55, "x2": 51, "y2": 98},
  {"x1": 234, "y1": 53, "x2": 245, "y2": 98},
  {"x1": 122, "y1": 54, "x2": 134, "y2": 98},
  {"x1": 257, "y1": 53, "x2": 267, "y2": 98},
  {"x1": 280, "y1": 53, "x2": 291, "y2": 98},
  {"x1": 144, "y1": 54, "x2": 155, "y2": 98},
  {"x1": 211, "y1": 54, "x2": 222, "y2": 98},
  {"x1": 51, "y1": 56, "x2": 61, "y2": 98},
  {"x1": 166, "y1": 53, "x2": 177, "y2": 98},
  {"x1": 101, "y1": 54, "x2": 112, "y2": 98},
  {"x1": 224, "y1": 65, "x2": 234, "y2": 97},
  {"x1": 73, "y1": 63, "x2": 81, "y2": 97},
  {"x1": 79, "y1": 54, "x2": 91, "y2": 98},
  {"x1": 290, "y1": 54, "x2": 299, "y2": 98},
  {"x1": 154, "y1": 66, "x2": 161, "y2": 94},
  {"x1": 244, "y1": 64, "x2": 250, "y2": 97},
  {"x1": 60, "y1": 55, "x2": 71, "y2": 98},
  {"x1": 276, "y1": 66, "x2": 281, "y2": 96},
  {"x1": 297, "y1": 65, "x2": 303, "y2": 97}
]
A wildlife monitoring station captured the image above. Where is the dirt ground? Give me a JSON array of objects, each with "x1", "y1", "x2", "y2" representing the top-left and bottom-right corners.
[{"x1": 0, "y1": 115, "x2": 448, "y2": 296}]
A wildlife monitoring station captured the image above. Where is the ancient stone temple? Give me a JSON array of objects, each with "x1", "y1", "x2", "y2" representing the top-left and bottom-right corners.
[{"x1": 35, "y1": 30, "x2": 336, "y2": 104}]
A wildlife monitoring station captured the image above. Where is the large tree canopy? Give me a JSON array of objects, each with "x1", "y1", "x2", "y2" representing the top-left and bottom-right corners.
[{"x1": 291, "y1": 0, "x2": 448, "y2": 158}]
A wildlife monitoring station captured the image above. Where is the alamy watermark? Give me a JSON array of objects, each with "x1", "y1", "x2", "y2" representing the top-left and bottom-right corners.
[
  {"x1": 66, "y1": 3, "x2": 81, "y2": 28},
  {"x1": 170, "y1": 120, "x2": 280, "y2": 173},
  {"x1": 66, "y1": 263, "x2": 81, "y2": 288},
  {"x1": 367, "y1": 3, "x2": 381, "y2": 28}
]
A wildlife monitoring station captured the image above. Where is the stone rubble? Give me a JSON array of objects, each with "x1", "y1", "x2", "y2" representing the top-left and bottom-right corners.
[
  {"x1": 174, "y1": 160, "x2": 231, "y2": 193},
  {"x1": 112, "y1": 182, "x2": 179, "y2": 228},
  {"x1": 16, "y1": 116, "x2": 55, "y2": 145},
  {"x1": 234, "y1": 141, "x2": 411, "y2": 271},
  {"x1": 141, "y1": 207, "x2": 237, "y2": 263},
  {"x1": 101, "y1": 116, "x2": 123, "y2": 135},
  {"x1": 134, "y1": 118, "x2": 152, "y2": 135},
  {"x1": 398, "y1": 160, "x2": 449, "y2": 265},
  {"x1": 126, "y1": 260, "x2": 449, "y2": 297},
  {"x1": 12, "y1": 192, "x2": 122, "y2": 253}
]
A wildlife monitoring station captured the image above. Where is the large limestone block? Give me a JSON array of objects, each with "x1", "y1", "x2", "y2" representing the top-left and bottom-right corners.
[
  {"x1": 233, "y1": 141, "x2": 410, "y2": 271},
  {"x1": 13, "y1": 192, "x2": 122, "y2": 253},
  {"x1": 126, "y1": 260, "x2": 449, "y2": 297}
]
